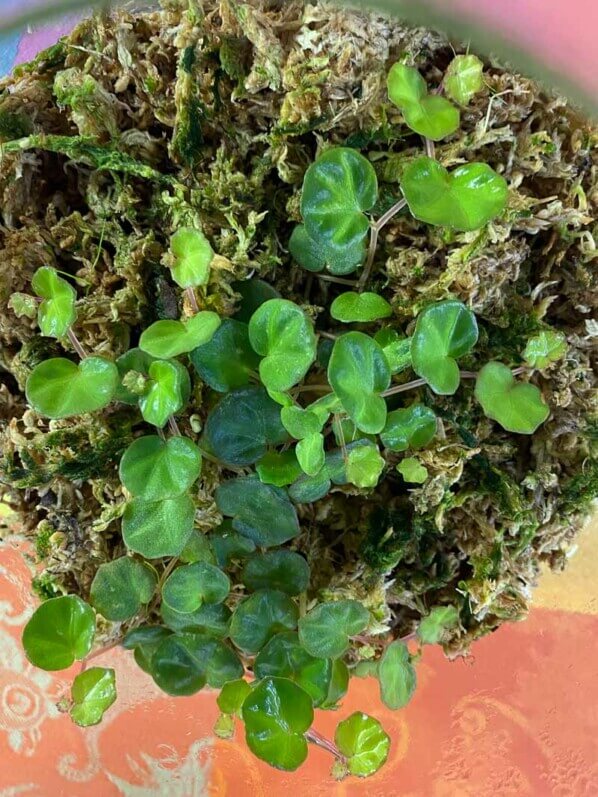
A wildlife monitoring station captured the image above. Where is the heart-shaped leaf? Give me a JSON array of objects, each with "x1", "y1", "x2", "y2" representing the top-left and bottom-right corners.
[
  {"x1": 139, "y1": 312, "x2": 221, "y2": 359},
  {"x1": 215, "y1": 476, "x2": 300, "y2": 547},
  {"x1": 26, "y1": 356, "x2": 118, "y2": 419},
  {"x1": 411, "y1": 300, "x2": 478, "y2": 394},
  {"x1": 115, "y1": 348, "x2": 157, "y2": 404},
  {"x1": 417, "y1": 605, "x2": 460, "y2": 644},
  {"x1": 122, "y1": 494, "x2": 196, "y2": 558},
  {"x1": 475, "y1": 361, "x2": 549, "y2": 433},
  {"x1": 242, "y1": 677, "x2": 314, "y2": 771},
  {"x1": 123, "y1": 626, "x2": 172, "y2": 674},
  {"x1": 397, "y1": 457, "x2": 428, "y2": 483},
  {"x1": 298, "y1": 599, "x2": 369, "y2": 659},
  {"x1": 149, "y1": 632, "x2": 242, "y2": 694},
  {"x1": 387, "y1": 63, "x2": 460, "y2": 140},
  {"x1": 167, "y1": 227, "x2": 214, "y2": 288},
  {"x1": 190, "y1": 318, "x2": 260, "y2": 392},
  {"x1": 70, "y1": 667, "x2": 117, "y2": 727},
  {"x1": 217, "y1": 678, "x2": 252, "y2": 716},
  {"x1": 280, "y1": 406, "x2": 325, "y2": 440},
  {"x1": 22, "y1": 595, "x2": 95, "y2": 671},
  {"x1": 330, "y1": 292, "x2": 392, "y2": 323},
  {"x1": 161, "y1": 562, "x2": 230, "y2": 614},
  {"x1": 328, "y1": 332, "x2": 391, "y2": 433},
  {"x1": 160, "y1": 602, "x2": 232, "y2": 637},
  {"x1": 288, "y1": 439, "x2": 372, "y2": 503},
  {"x1": 90, "y1": 556, "x2": 157, "y2": 622},
  {"x1": 254, "y1": 632, "x2": 332, "y2": 706},
  {"x1": 139, "y1": 359, "x2": 191, "y2": 428},
  {"x1": 242, "y1": 551, "x2": 310, "y2": 596},
  {"x1": 248, "y1": 299, "x2": 317, "y2": 392},
  {"x1": 119, "y1": 435, "x2": 201, "y2": 501},
  {"x1": 230, "y1": 590, "x2": 299, "y2": 654},
  {"x1": 296, "y1": 433, "x2": 325, "y2": 477},
  {"x1": 301, "y1": 148, "x2": 378, "y2": 269},
  {"x1": 203, "y1": 386, "x2": 288, "y2": 466},
  {"x1": 346, "y1": 443, "x2": 385, "y2": 488},
  {"x1": 288, "y1": 224, "x2": 366, "y2": 276},
  {"x1": 31, "y1": 266, "x2": 77, "y2": 338},
  {"x1": 378, "y1": 640, "x2": 416, "y2": 709},
  {"x1": 523, "y1": 330, "x2": 567, "y2": 368},
  {"x1": 380, "y1": 403, "x2": 437, "y2": 451},
  {"x1": 335, "y1": 712, "x2": 390, "y2": 777},
  {"x1": 256, "y1": 450, "x2": 303, "y2": 487},
  {"x1": 401, "y1": 156, "x2": 508, "y2": 231},
  {"x1": 444, "y1": 54, "x2": 484, "y2": 105}
]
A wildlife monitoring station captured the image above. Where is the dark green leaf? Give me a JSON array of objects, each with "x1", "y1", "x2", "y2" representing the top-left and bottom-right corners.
[
  {"x1": 380, "y1": 404, "x2": 437, "y2": 451},
  {"x1": 254, "y1": 632, "x2": 332, "y2": 706},
  {"x1": 90, "y1": 556, "x2": 157, "y2": 622},
  {"x1": 162, "y1": 562, "x2": 230, "y2": 614},
  {"x1": 209, "y1": 523, "x2": 256, "y2": 567},
  {"x1": 298, "y1": 600, "x2": 369, "y2": 659},
  {"x1": 242, "y1": 551, "x2": 310, "y2": 596},
  {"x1": 190, "y1": 318, "x2": 260, "y2": 392},
  {"x1": 230, "y1": 590, "x2": 299, "y2": 654},
  {"x1": 232, "y1": 279, "x2": 280, "y2": 323},
  {"x1": 160, "y1": 602, "x2": 231, "y2": 637},
  {"x1": 123, "y1": 626, "x2": 172, "y2": 674}
]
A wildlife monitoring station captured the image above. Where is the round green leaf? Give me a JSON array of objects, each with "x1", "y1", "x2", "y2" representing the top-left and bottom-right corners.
[
  {"x1": 254, "y1": 632, "x2": 332, "y2": 706},
  {"x1": 417, "y1": 605, "x2": 460, "y2": 644},
  {"x1": 70, "y1": 667, "x2": 116, "y2": 727},
  {"x1": 168, "y1": 227, "x2": 214, "y2": 288},
  {"x1": 280, "y1": 405, "x2": 325, "y2": 440},
  {"x1": 401, "y1": 156, "x2": 508, "y2": 231},
  {"x1": 298, "y1": 599, "x2": 369, "y2": 659},
  {"x1": 328, "y1": 332, "x2": 391, "y2": 433},
  {"x1": 296, "y1": 433, "x2": 325, "y2": 477},
  {"x1": 232, "y1": 278, "x2": 280, "y2": 323},
  {"x1": 230, "y1": 590, "x2": 299, "y2": 654},
  {"x1": 123, "y1": 626, "x2": 172, "y2": 674},
  {"x1": 387, "y1": 63, "x2": 460, "y2": 140},
  {"x1": 119, "y1": 435, "x2": 201, "y2": 501},
  {"x1": 139, "y1": 359, "x2": 190, "y2": 428},
  {"x1": 288, "y1": 469, "x2": 331, "y2": 504},
  {"x1": 203, "y1": 386, "x2": 288, "y2": 466},
  {"x1": 122, "y1": 494, "x2": 195, "y2": 559},
  {"x1": 26, "y1": 357, "x2": 118, "y2": 419},
  {"x1": 115, "y1": 348, "x2": 156, "y2": 404},
  {"x1": 444, "y1": 54, "x2": 484, "y2": 105},
  {"x1": 289, "y1": 224, "x2": 326, "y2": 273},
  {"x1": 346, "y1": 444, "x2": 385, "y2": 488},
  {"x1": 378, "y1": 640, "x2": 416, "y2": 710},
  {"x1": 32, "y1": 266, "x2": 77, "y2": 338},
  {"x1": 22, "y1": 595, "x2": 95, "y2": 671},
  {"x1": 242, "y1": 551, "x2": 310, "y2": 596},
  {"x1": 139, "y1": 312, "x2": 221, "y2": 359},
  {"x1": 330, "y1": 292, "x2": 392, "y2": 323},
  {"x1": 210, "y1": 524, "x2": 256, "y2": 567},
  {"x1": 149, "y1": 633, "x2": 207, "y2": 696},
  {"x1": 335, "y1": 712, "x2": 390, "y2": 777},
  {"x1": 256, "y1": 450, "x2": 303, "y2": 487},
  {"x1": 411, "y1": 300, "x2": 478, "y2": 395},
  {"x1": 397, "y1": 457, "x2": 428, "y2": 483},
  {"x1": 218, "y1": 678, "x2": 252, "y2": 716},
  {"x1": 475, "y1": 361, "x2": 550, "y2": 434},
  {"x1": 242, "y1": 677, "x2": 314, "y2": 771},
  {"x1": 190, "y1": 318, "x2": 260, "y2": 392},
  {"x1": 160, "y1": 602, "x2": 231, "y2": 637},
  {"x1": 380, "y1": 404, "x2": 437, "y2": 452},
  {"x1": 90, "y1": 556, "x2": 157, "y2": 622},
  {"x1": 215, "y1": 476, "x2": 300, "y2": 548},
  {"x1": 523, "y1": 330, "x2": 567, "y2": 368},
  {"x1": 248, "y1": 299, "x2": 317, "y2": 392},
  {"x1": 162, "y1": 562, "x2": 230, "y2": 614}
]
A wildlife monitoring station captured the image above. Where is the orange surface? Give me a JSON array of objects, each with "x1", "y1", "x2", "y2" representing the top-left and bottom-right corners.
[{"x1": 0, "y1": 516, "x2": 597, "y2": 796}]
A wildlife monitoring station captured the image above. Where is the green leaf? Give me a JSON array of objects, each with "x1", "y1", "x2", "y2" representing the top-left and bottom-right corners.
[
  {"x1": 444, "y1": 54, "x2": 484, "y2": 105},
  {"x1": 26, "y1": 357, "x2": 118, "y2": 419},
  {"x1": 119, "y1": 435, "x2": 201, "y2": 501},
  {"x1": 335, "y1": 712, "x2": 390, "y2": 777},
  {"x1": 217, "y1": 678, "x2": 252, "y2": 715},
  {"x1": 179, "y1": 531, "x2": 216, "y2": 565},
  {"x1": 242, "y1": 551, "x2": 310, "y2": 596},
  {"x1": 378, "y1": 640, "x2": 416, "y2": 709},
  {"x1": 168, "y1": 227, "x2": 214, "y2": 288},
  {"x1": 115, "y1": 348, "x2": 156, "y2": 404},
  {"x1": 254, "y1": 632, "x2": 332, "y2": 706},
  {"x1": 122, "y1": 494, "x2": 195, "y2": 558},
  {"x1": 375, "y1": 329, "x2": 412, "y2": 374},
  {"x1": 256, "y1": 450, "x2": 303, "y2": 487},
  {"x1": 90, "y1": 556, "x2": 157, "y2": 622},
  {"x1": 123, "y1": 626, "x2": 172, "y2": 674},
  {"x1": 298, "y1": 600, "x2": 369, "y2": 659},
  {"x1": 203, "y1": 386, "x2": 288, "y2": 466},
  {"x1": 330, "y1": 292, "x2": 392, "y2": 323},
  {"x1": 149, "y1": 633, "x2": 207, "y2": 695},
  {"x1": 210, "y1": 523, "x2": 256, "y2": 567},
  {"x1": 215, "y1": 476, "x2": 300, "y2": 547},
  {"x1": 190, "y1": 318, "x2": 260, "y2": 392},
  {"x1": 70, "y1": 667, "x2": 116, "y2": 727},
  {"x1": 321, "y1": 658, "x2": 350, "y2": 708},
  {"x1": 162, "y1": 563, "x2": 230, "y2": 614},
  {"x1": 280, "y1": 405, "x2": 324, "y2": 439},
  {"x1": 31, "y1": 266, "x2": 77, "y2": 338},
  {"x1": 332, "y1": 417, "x2": 375, "y2": 446},
  {"x1": 22, "y1": 595, "x2": 95, "y2": 671},
  {"x1": 475, "y1": 361, "x2": 549, "y2": 434},
  {"x1": 387, "y1": 63, "x2": 460, "y2": 140},
  {"x1": 139, "y1": 312, "x2": 221, "y2": 359},
  {"x1": 301, "y1": 147, "x2": 378, "y2": 268},
  {"x1": 417, "y1": 605, "x2": 460, "y2": 644},
  {"x1": 248, "y1": 299, "x2": 317, "y2": 392},
  {"x1": 288, "y1": 224, "x2": 326, "y2": 273},
  {"x1": 328, "y1": 332, "x2": 391, "y2": 433},
  {"x1": 346, "y1": 444, "x2": 385, "y2": 488},
  {"x1": 139, "y1": 359, "x2": 191, "y2": 428},
  {"x1": 296, "y1": 433, "x2": 326, "y2": 476},
  {"x1": 401, "y1": 156, "x2": 508, "y2": 231},
  {"x1": 232, "y1": 278, "x2": 280, "y2": 324},
  {"x1": 411, "y1": 300, "x2": 478, "y2": 394},
  {"x1": 397, "y1": 457, "x2": 428, "y2": 484},
  {"x1": 9, "y1": 292, "x2": 38, "y2": 320},
  {"x1": 230, "y1": 590, "x2": 299, "y2": 654},
  {"x1": 160, "y1": 602, "x2": 231, "y2": 637},
  {"x1": 288, "y1": 469, "x2": 331, "y2": 503},
  {"x1": 380, "y1": 404, "x2": 437, "y2": 451},
  {"x1": 242, "y1": 677, "x2": 313, "y2": 771},
  {"x1": 523, "y1": 330, "x2": 567, "y2": 368}
]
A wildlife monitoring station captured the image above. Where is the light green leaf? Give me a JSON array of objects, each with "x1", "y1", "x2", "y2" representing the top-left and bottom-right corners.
[
  {"x1": 298, "y1": 599, "x2": 369, "y2": 659},
  {"x1": 31, "y1": 266, "x2": 77, "y2": 338},
  {"x1": 230, "y1": 590, "x2": 299, "y2": 654},
  {"x1": 168, "y1": 227, "x2": 214, "y2": 288},
  {"x1": 330, "y1": 292, "x2": 392, "y2": 323},
  {"x1": 374, "y1": 329, "x2": 412, "y2": 374},
  {"x1": 122, "y1": 494, "x2": 196, "y2": 559},
  {"x1": 190, "y1": 318, "x2": 260, "y2": 392},
  {"x1": 22, "y1": 595, "x2": 95, "y2": 671},
  {"x1": 119, "y1": 435, "x2": 201, "y2": 501},
  {"x1": 115, "y1": 348, "x2": 156, "y2": 404},
  {"x1": 444, "y1": 54, "x2": 484, "y2": 105},
  {"x1": 280, "y1": 405, "x2": 325, "y2": 439},
  {"x1": 139, "y1": 359, "x2": 191, "y2": 428},
  {"x1": 346, "y1": 444, "x2": 385, "y2": 488},
  {"x1": 380, "y1": 404, "x2": 437, "y2": 451},
  {"x1": 162, "y1": 562, "x2": 230, "y2": 614},
  {"x1": 397, "y1": 457, "x2": 428, "y2": 483},
  {"x1": 217, "y1": 678, "x2": 252, "y2": 716},
  {"x1": 335, "y1": 712, "x2": 390, "y2": 777},
  {"x1": 378, "y1": 640, "x2": 416, "y2": 709},
  {"x1": 417, "y1": 605, "x2": 460, "y2": 644},
  {"x1": 522, "y1": 330, "x2": 567, "y2": 368},
  {"x1": 296, "y1": 433, "x2": 326, "y2": 476},
  {"x1": 90, "y1": 557, "x2": 157, "y2": 622},
  {"x1": 26, "y1": 356, "x2": 118, "y2": 419},
  {"x1": 256, "y1": 450, "x2": 303, "y2": 487},
  {"x1": 139, "y1": 312, "x2": 221, "y2": 359},
  {"x1": 475, "y1": 361, "x2": 550, "y2": 433},
  {"x1": 387, "y1": 63, "x2": 460, "y2": 140},
  {"x1": 70, "y1": 667, "x2": 116, "y2": 726}
]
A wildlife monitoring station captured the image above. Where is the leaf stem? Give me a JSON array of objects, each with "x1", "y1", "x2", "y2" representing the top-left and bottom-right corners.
[
  {"x1": 168, "y1": 416, "x2": 182, "y2": 436},
  {"x1": 317, "y1": 274, "x2": 359, "y2": 287},
  {"x1": 305, "y1": 730, "x2": 346, "y2": 762},
  {"x1": 359, "y1": 198, "x2": 408, "y2": 292},
  {"x1": 185, "y1": 286, "x2": 200, "y2": 314},
  {"x1": 424, "y1": 138, "x2": 436, "y2": 159},
  {"x1": 67, "y1": 328, "x2": 87, "y2": 359}
]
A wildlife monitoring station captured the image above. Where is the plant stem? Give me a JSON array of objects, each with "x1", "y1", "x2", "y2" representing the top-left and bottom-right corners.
[
  {"x1": 67, "y1": 328, "x2": 87, "y2": 359},
  {"x1": 185, "y1": 286, "x2": 200, "y2": 314},
  {"x1": 80, "y1": 638, "x2": 122, "y2": 671},
  {"x1": 424, "y1": 138, "x2": 436, "y2": 159},
  {"x1": 359, "y1": 198, "x2": 408, "y2": 292},
  {"x1": 319, "y1": 331, "x2": 338, "y2": 341},
  {"x1": 168, "y1": 416, "x2": 181, "y2": 436},
  {"x1": 317, "y1": 274, "x2": 358, "y2": 287},
  {"x1": 381, "y1": 378, "x2": 427, "y2": 397},
  {"x1": 305, "y1": 730, "x2": 346, "y2": 762}
]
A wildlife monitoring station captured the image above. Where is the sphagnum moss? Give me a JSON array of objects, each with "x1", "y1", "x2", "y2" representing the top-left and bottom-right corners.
[{"x1": 0, "y1": 0, "x2": 596, "y2": 778}]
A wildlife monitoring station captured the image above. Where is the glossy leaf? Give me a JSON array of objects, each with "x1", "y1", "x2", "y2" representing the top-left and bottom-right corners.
[
  {"x1": 242, "y1": 551, "x2": 310, "y2": 596},
  {"x1": 280, "y1": 406, "x2": 324, "y2": 440},
  {"x1": 90, "y1": 556, "x2": 157, "y2": 622},
  {"x1": 288, "y1": 224, "x2": 326, "y2": 273},
  {"x1": 346, "y1": 443, "x2": 385, "y2": 488},
  {"x1": 122, "y1": 494, "x2": 195, "y2": 559},
  {"x1": 248, "y1": 299, "x2": 317, "y2": 392},
  {"x1": 321, "y1": 658, "x2": 350, "y2": 708},
  {"x1": 330, "y1": 292, "x2": 392, "y2": 323},
  {"x1": 387, "y1": 63, "x2": 459, "y2": 140},
  {"x1": 256, "y1": 450, "x2": 303, "y2": 487},
  {"x1": 397, "y1": 457, "x2": 428, "y2": 483},
  {"x1": 160, "y1": 602, "x2": 231, "y2": 637},
  {"x1": 375, "y1": 329, "x2": 412, "y2": 374},
  {"x1": 22, "y1": 595, "x2": 95, "y2": 671},
  {"x1": 119, "y1": 435, "x2": 201, "y2": 501},
  {"x1": 215, "y1": 476, "x2": 300, "y2": 548},
  {"x1": 139, "y1": 312, "x2": 221, "y2": 359},
  {"x1": 123, "y1": 626, "x2": 172, "y2": 674},
  {"x1": 168, "y1": 227, "x2": 214, "y2": 288},
  {"x1": 190, "y1": 318, "x2": 260, "y2": 392},
  {"x1": 444, "y1": 54, "x2": 484, "y2": 105},
  {"x1": 115, "y1": 348, "x2": 156, "y2": 404},
  {"x1": 230, "y1": 590, "x2": 299, "y2": 654},
  {"x1": 298, "y1": 600, "x2": 369, "y2": 659},
  {"x1": 296, "y1": 433, "x2": 326, "y2": 476},
  {"x1": 418, "y1": 605, "x2": 460, "y2": 644},
  {"x1": 328, "y1": 332, "x2": 391, "y2": 433},
  {"x1": 335, "y1": 712, "x2": 390, "y2": 777},
  {"x1": 26, "y1": 357, "x2": 118, "y2": 419},
  {"x1": 242, "y1": 677, "x2": 314, "y2": 771},
  {"x1": 162, "y1": 562, "x2": 230, "y2": 614},
  {"x1": 401, "y1": 156, "x2": 508, "y2": 231},
  {"x1": 152, "y1": 632, "x2": 242, "y2": 694},
  {"x1": 411, "y1": 300, "x2": 478, "y2": 394},
  {"x1": 475, "y1": 361, "x2": 549, "y2": 433},
  {"x1": 70, "y1": 667, "x2": 116, "y2": 727},
  {"x1": 254, "y1": 632, "x2": 332, "y2": 706},
  {"x1": 523, "y1": 330, "x2": 567, "y2": 368},
  {"x1": 217, "y1": 678, "x2": 252, "y2": 715},
  {"x1": 32, "y1": 266, "x2": 76, "y2": 338},
  {"x1": 139, "y1": 359, "x2": 190, "y2": 428},
  {"x1": 380, "y1": 404, "x2": 437, "y2": 451},
  {"x1": 378, "y1": 640, "x2": 416, "y2": 709}
]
